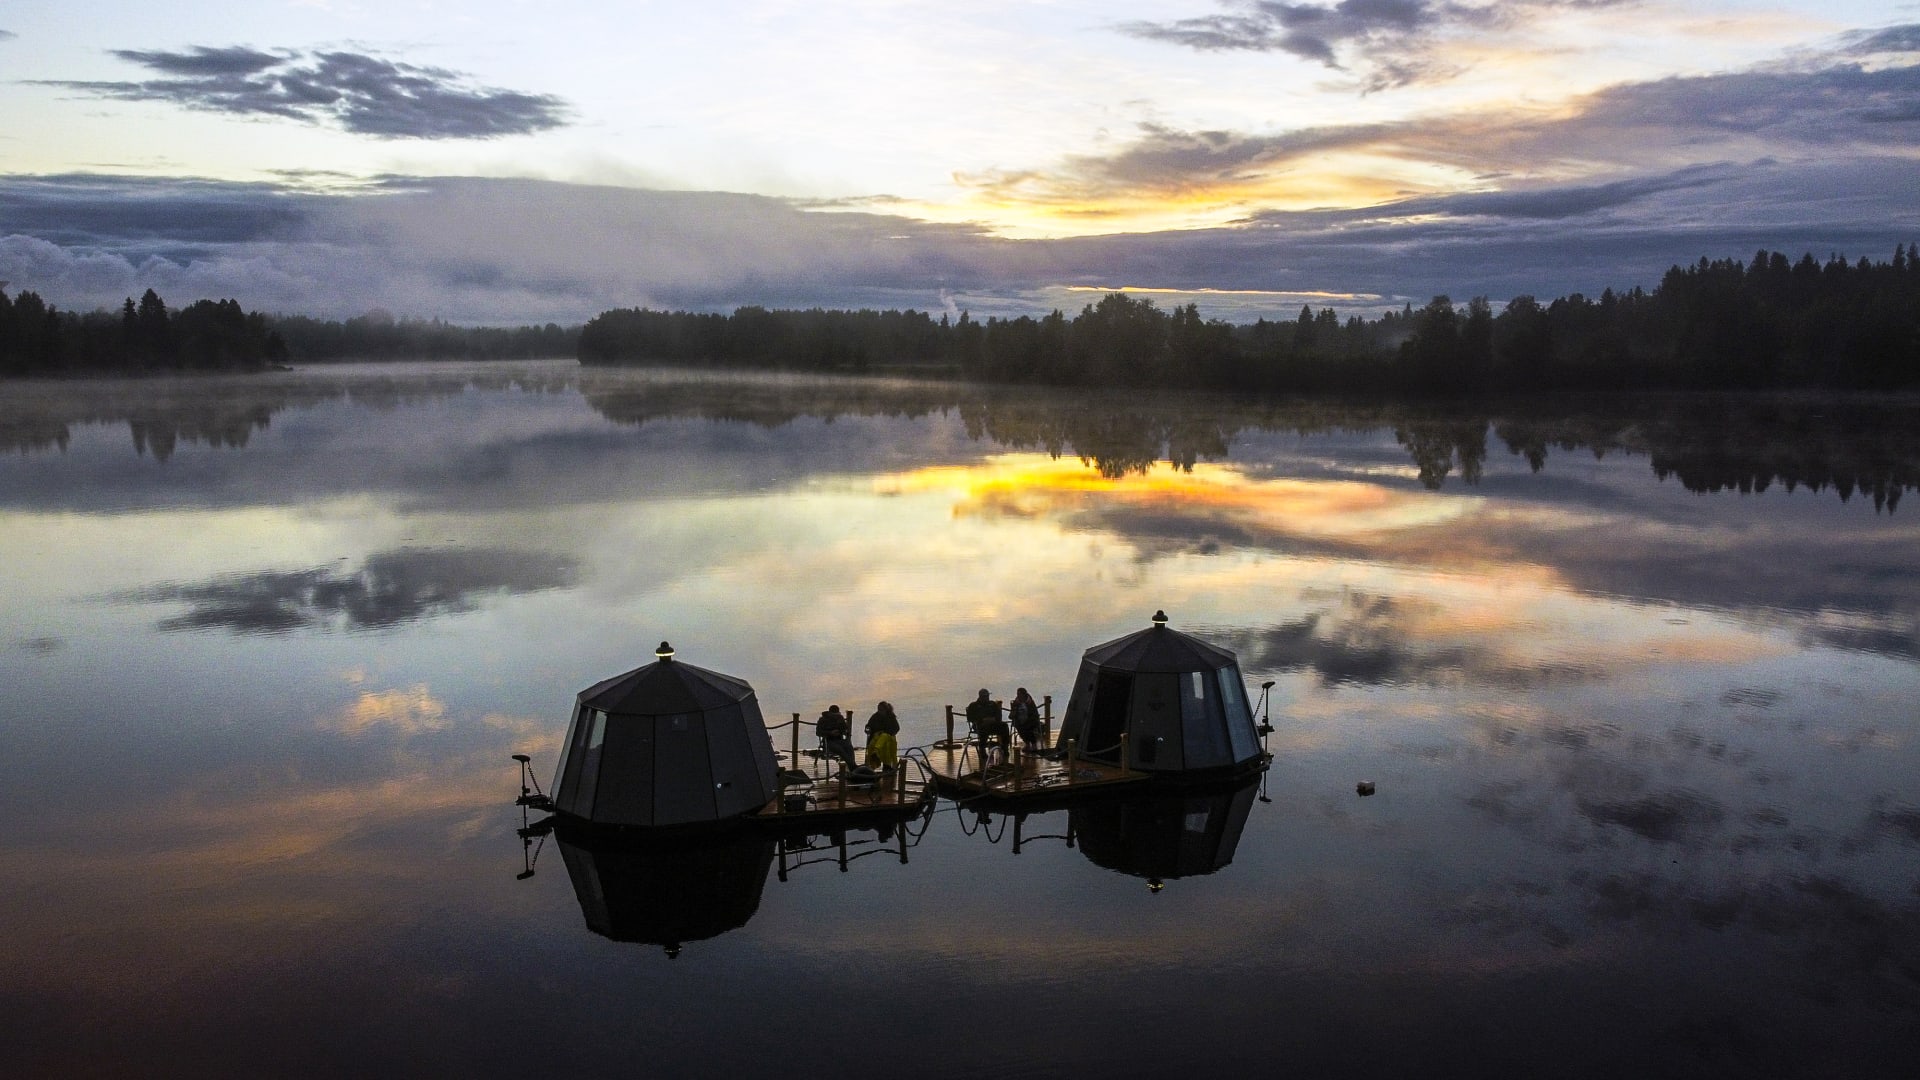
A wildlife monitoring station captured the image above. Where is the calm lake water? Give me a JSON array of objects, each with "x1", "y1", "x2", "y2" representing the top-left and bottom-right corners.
[{"x1": 3, "y1": 360, "x2": 1918, "y2": 1078}]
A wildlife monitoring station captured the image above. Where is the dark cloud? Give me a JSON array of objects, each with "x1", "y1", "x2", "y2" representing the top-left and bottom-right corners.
[
  {"x1": 1120, "y1": 0, "x2": 1610, "y2": 91},
  {"x1": 1566, "y1": 63, "x2": 1920, "y2": 148},
  {"x1": 1121, "y1": 0, "x2": 1463, "y2": 65},
  {"x1": 968, "y1": 120, "x2": 1391, "y2": 201},
  {"x1": 0, "y1": 174, "x2": 319, "y2": 254},
  {"x1": 1359, "y1": 166, "x2": 1732, "y2": 221},
  {"x1": 123, "y1": 546, "x2": 579, "y2": 634},
  {"x1": 0, "y1": 29, "x2": 17, "y2": 42},
  {"x1": 38, "y1": 46, "x2": 568, "y2": 139},
  {"x1": 113, "y1": 45, "x2": 283, "y2": 78},
  {"x1": 1845, "y1": 23, "x2": 1920, "y2": 55}
]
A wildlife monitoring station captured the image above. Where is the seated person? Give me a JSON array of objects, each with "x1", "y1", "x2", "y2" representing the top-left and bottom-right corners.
[
  {"x1": 1009, "y1": 687, "x2": 1044, "y2": 749},
  {"x1": 865, "y1": 701, "x2": 901, "y2": 770},
  {"x1": 965, "y1": 688, "x2": 1009, "y2": 760},
  {"x1": 817, "y1": 705, "x2": 856, "y2": 770}
]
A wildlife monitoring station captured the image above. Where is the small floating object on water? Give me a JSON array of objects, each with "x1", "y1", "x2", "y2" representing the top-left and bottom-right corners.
[{"x1": 1356, "y1": 780, "x2": 1376, "y2": 796}]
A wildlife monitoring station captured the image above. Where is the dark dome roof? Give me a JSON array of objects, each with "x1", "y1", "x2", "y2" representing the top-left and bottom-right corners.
[
  {"x1": 577, "y1": 656, "x2": 756, "y2": 715},
  {"x1": 1082, "y1": 616, "x2": 1237, "y2": 673}
]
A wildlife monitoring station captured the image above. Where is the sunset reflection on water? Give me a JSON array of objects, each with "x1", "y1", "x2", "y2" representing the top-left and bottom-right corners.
[{"x1": 2, "y1": 362, "x2": 1917, "y2": 1077}]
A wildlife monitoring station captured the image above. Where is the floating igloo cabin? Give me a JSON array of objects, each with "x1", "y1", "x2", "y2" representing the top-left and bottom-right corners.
[
  {"x1": 1055, "y1": 612, "x2": 1264, "y2": 775},
  {"x1": 550, "y1": 643, "x2": 780, "y2": 828}
]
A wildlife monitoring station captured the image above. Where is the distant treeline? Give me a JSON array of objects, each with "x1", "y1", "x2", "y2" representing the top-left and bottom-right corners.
[
  {"x1": 1, "y1": 288, "x2": 287, "y2": 375},
  {"x1": 10, "y1": 245, "x2": 1918, "y2": 388},
  {"x1": 580, "y1": 247, "x2": 1920, "y2": 392},
  {"x1": 267, "y1": 311, "x2": 576, "y2": 361},
  {"x1": 0, "y1": 289, "x2": 579, "y2": 375}
]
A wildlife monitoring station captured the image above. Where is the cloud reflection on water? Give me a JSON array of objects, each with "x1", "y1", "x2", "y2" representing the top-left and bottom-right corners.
[
  {"x1": 120, "y1": 545, "x2": 578, "y2": 634},
  {"x1": 3, "y1": 365, "x2": 1919, "y2": 1075},
  {"x1": 1220, "y1": 590, "x2": 1603, "y2": 690}
]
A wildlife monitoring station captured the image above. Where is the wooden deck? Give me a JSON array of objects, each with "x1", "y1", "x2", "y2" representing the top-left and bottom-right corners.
[
  {"x1": 924, "y1": 740, "x2": 1147, "y2": 802},
  {"x1": 750, "y1": 748, "x2": 934, "y2": 823}
]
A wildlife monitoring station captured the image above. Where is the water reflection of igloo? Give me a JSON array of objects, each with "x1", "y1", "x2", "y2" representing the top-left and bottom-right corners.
[
  {"x1": 1071, "y1": 776, "x2": 1261, "y2": 888},
  {"x1": 555, "y1": 828, "x2": 775, "y2": 958}
]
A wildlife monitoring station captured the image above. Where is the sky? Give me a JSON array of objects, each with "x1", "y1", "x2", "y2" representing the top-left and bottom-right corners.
[{"x1": 1, "y1": 0, "x2": 1916, "y2": 323}]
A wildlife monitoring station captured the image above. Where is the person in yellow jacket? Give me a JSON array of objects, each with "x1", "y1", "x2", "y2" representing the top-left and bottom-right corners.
[{"x1": 864, "y1": 701, "x2": 900, "y2": 770}]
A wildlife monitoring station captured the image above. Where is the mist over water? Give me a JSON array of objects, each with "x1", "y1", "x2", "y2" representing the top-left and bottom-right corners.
[{"x1": 3, "y1": 361, "x2": 1917, "y2": 1078}]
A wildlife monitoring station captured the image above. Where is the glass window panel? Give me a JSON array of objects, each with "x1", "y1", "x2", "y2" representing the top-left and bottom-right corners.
[
  {"x1": 1182, "y1": 668, "x2": 1228, "y2": 766},
  {"x1": 550, "y1": 703, "x2": 581, "y2": 797},
  {"x1": 1182, "y1": 670, "x2": 1208, "y2": 719},
  {"x1": 574, "y1": 709, "x2": 607, "y2": 814},
  {"x1": 1221, "y1": 666, "x2": 1260, "y2": 762}
]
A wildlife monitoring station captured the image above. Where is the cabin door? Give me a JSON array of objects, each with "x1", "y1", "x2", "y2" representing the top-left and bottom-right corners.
[
  {"x1": 1087, "y1": 671, "x2": 1132, "y2": 761},
  {"x1": 1128, "y1": 674, "x2": 1183, "y2": 771}
]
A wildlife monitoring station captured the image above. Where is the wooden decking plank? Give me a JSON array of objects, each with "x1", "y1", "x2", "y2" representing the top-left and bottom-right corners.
[
  {"x1": 749, "y1": 748, "x2": 934, "y2": 822},
  {"x1": 923, "y1": 742, "x2": 1147, "y2": 802}
]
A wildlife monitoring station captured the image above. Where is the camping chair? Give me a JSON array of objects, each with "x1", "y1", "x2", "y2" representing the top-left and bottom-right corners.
[
  {"x1": 1011, "y1": 712, "x2": 1048, "y2": 757},
  {"x1": 967, "y1": 713, "x2": 1010, "y2": 771},
  {"x1": 818, "y1": 731, "x2": 860, "y2": 775},
  {"x1": 815, "y1": 709, "x2": 858, "y2": 775}
]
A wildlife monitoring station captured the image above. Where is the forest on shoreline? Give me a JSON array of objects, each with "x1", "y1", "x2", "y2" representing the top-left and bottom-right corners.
[
  {"x1": 6, "y1": 246, "x2": 1917, "y2": 392},
  {"x1": 582, "y1": 247, "x2": 1920, "y2": 393},
  {"x1": 0, "y1": 290, "x2": 576, "y2": 376}
]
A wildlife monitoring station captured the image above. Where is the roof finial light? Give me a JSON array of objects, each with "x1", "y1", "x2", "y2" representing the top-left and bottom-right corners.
[
  {"x1": 1152, "y1": 610, "x2": 1168, "y2": 627},
  {"x1": 656, "y1": 640, "x2": 675, "y2": 662}
]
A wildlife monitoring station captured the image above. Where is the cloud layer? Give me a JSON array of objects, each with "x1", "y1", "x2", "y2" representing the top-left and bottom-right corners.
[
  {"x1": 961, "y1": 56, "x2": 1920, "y2": 211},
  {"x1": 2, "y1": 42, "x2": 1916, "y2": 322},
  {"x1": 40, "y1": 46, "x2": 568, "y2": 139},
  {"x1": 0, "y1": 157, "x2": 1910, "y2": 324}
]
